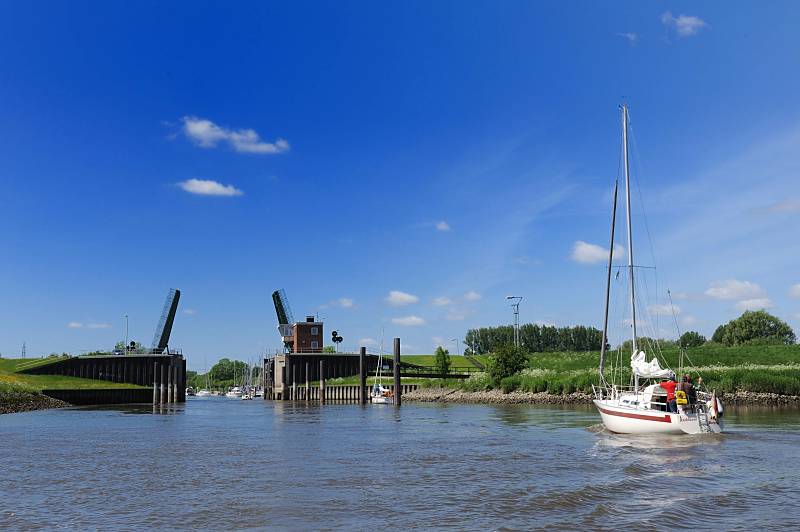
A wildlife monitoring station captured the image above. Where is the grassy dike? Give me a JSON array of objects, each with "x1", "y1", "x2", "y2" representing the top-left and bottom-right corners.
[
  {"x1": 403, "y1": 345, "x2": 800, "y2": 404},
  {"x1": 0, "y1": 358, "x2": 145, "y2": 414}
]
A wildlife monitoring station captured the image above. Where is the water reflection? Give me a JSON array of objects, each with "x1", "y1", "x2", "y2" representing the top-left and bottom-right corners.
[{"x1": 1, "y1": 401, "x2": 798, "y2": 529}]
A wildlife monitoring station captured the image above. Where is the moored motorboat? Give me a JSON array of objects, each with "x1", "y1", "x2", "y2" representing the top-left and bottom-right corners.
[{"x1": 225, "y1": 386, "x2": 243, "y2": 398}]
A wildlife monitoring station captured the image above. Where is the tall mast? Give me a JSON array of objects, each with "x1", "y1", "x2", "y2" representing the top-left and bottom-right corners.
[
  {"x1": 599, "y1": 179, "x2": 619, "y2": 379},
  {"x1": 622, "y1": 104, "x2": 637, "y2": 355}
]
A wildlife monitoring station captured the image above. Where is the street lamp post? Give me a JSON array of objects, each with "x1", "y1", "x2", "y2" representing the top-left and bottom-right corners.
[
  {"x1": 506, "y1": 296, "x2": 523, "y2": 350},
  {"x1": 450, "y1": 338, "x2": 460, "y2": 356}
]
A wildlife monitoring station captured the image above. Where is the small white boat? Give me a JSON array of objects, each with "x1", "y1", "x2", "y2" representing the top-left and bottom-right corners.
[
  {"x1": 195, "y1": 389, "x2": 213, "y2": 397},
  {"x1": 370, "y1": 383, "x2": 393, "y2": 404},
  {"x1": 241, "y1": 393, "x2": 253, "y2": 400},
  {"x1": 225, "y1": 386, "x2": 243, "y2": 398},
  {"x1": 369, "y1": 332, "x2": 394, "y2": 404},
  {"x1": 186, "y1": 387, "x2": 196, "y2": 397},
  {"x1": 592, "y1": 105, "x2": 723, "y2": 435}
]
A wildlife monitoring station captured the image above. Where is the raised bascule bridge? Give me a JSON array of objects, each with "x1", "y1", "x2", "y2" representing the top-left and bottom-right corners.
[
  {"x1": 20, "y1": 288, "x2": 187, "y2": 405},
  {"x1": 263, "y1": 289, "x2": 476, "y2": 402}
]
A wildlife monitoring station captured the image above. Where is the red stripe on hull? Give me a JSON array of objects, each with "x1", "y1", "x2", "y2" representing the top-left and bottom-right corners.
[{"x1": 597, "y1": 405, "x2": 672, "y2": 423}]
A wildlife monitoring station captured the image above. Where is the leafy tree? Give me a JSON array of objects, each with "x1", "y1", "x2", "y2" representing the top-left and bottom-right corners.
[
  {"x1": 434, "y1": 346, "x2": 451, "y2": 376},
  {"x1": 711, "y1": 325, "x2": 727, "y2": 344},
  {"x1": 210, "y1": 358, "x2": 248, "y2": 381},
  {"x1": 679, "y1": 331, "x2": 707, "y2": 348},
  {"x1": 719, "y1": 310, "x2": 796, "y2": 346},
  {"x1": 487, "y1": 344, "x2": 528, "y2": 383},
  {"x1": 322, "y1": 346, "x2": 336, "y2": 353}
]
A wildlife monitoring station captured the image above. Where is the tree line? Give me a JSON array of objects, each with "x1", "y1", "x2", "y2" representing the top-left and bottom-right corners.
[
  {"x1": 464, "y1": 310, "x2": 796, "y2": 356},
  {"x1": 464, "y1": 324, "x2": 604, "y2": 355}
]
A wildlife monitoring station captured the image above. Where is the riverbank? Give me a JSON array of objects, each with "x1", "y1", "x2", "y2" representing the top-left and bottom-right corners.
[
  {"x1": 404, "y1": 387, "x2": 800, "y2": 405},
  {"x1": 0, "y1": 390, "x2": 68, "y2": 414}
]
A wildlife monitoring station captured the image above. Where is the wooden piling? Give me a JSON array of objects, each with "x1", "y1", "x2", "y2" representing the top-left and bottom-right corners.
[
  {"x1": 153, "y1": 362, "x2": 159, "y2": 404},
  {"x1": 305, "y1": 362, "x2": 310, "y2": 402},
  {"x1": 167, "y1": 364, "x2": 173, "y2": 403},
  {"x1": 160, "y1": 363, "x2": 166, "y2": 404},
  {"x1": 393, "y1": 338, "x2": 401, "y2": 406},
  {"x1": 359, "y1": 347, "x2": 367, "y2": 405},
  {"x1": 320, "y1": 360, "x2": 325, "y2": 404},
  {"x1": 292, "y1": 363, "x2": 296, "y2": 401},
  {"x1": 181, "y1": 357, "x2": 187, "y2": 402}
]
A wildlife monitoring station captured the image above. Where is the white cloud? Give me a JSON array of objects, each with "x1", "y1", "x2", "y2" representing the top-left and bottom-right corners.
[
  {"x1": 789, "y1": 284, "x2": 800, "y2": 298},
  {"x1": 445, "y1": 310, "x2": 466, "y2": 321},
  {"x1": 178, "y1": 178, "x2": 243, "y2": 197},
  {"x1": 67, "y1": 322, "x2": 83, "y2": 329},
  {"x1": 680, "y1": 315, "x2": 698, "y2": 326},
  {"x1": 735, "y1": 298, "x2": 773, "y2": 311},
  {"x1": 705, "y1": 280, "x2": 764, "y2": 300},
  {"x1": 391, "y1": 316, "x2": 426, "y2": 326},
  {"x1": 337, "y1": 297, "x2": 354, "y2": 308},
  {"x1": 755, "y1": 199, "x2": 800, "y2": 214},
  {"x1": 435, "y1": 221, "x2": 451, "y2": 232},
  {"x1": 358, "y1": 337, "x2": 380, "y2": 348},
  {"x1": 649, "y1": 304, "x2": 681, "y2": 316},
  {"x1": 432, "y1": 336, "x2": 445, "y2": 347},
  {"x1": 571, "y1": 241, "x2": 622, "y2": 264},
  {"x1": 181, "y1": 116, "x2": 290, "y2": 154},
  {"x1": 432, "y1": 297, "x2": 452, "y2": 306},
  {"x1": 616, "y1": 32, "x2": 638, "y2": 45},
  {"x1": 183, "y1": 308, "x2": 197, "y2": 315},
  {"x1": 463, "y1": 291, "x2": 481, "y2": 302},
  {"x1": 385, "y1": 290, "x2": 419, "y2": 306},
  {"x1": 87, "y1": 323, "x2": 111, "y2": 329},
  {"x1": 661, "y1": 11, "x2": 708, "y2": 37}
]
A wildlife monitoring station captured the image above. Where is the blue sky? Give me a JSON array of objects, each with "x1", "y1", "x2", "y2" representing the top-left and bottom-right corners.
[{"x1": 1, "y1": 2, "x2": 799, "y2": 368}]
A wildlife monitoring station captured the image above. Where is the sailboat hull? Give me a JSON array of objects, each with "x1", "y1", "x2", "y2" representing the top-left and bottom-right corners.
[
  {"x1": 594, "y1": 400, "x2": 722, "y2": 434},
  {"x1": 595, "y1": 400, "x2": 684, "y2": 434}
]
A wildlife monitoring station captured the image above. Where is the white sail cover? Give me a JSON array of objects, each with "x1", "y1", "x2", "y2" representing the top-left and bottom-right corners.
[{"x1": 630, "y1": 350, "x2": 674, "y2": 379}]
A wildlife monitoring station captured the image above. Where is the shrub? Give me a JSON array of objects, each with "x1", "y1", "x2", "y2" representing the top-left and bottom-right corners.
[
  {"x1": 500, "y1": 375, "x2": 522, "y2": 393},
  {"x1": 679, "y1": 331, "x2": 707, "y2": 348},
  {"x1": 487, "y1": 344, "x2": 528, "y2": 383}
]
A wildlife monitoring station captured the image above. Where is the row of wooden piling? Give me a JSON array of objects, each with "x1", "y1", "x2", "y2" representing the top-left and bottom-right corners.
[
  {"x1": 285, "y1": 383, "x2": 419, "y2": 401},
  {"x1": 268, "y1": 337, "x2": 406, "y2": 405}
]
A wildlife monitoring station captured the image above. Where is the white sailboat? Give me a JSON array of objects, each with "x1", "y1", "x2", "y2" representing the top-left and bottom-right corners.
[
  {"x1": 196, "y1": 365, "x2": 214, "y2": 397},
  {"x1": 592, "y1": 105, "x2": 723, "y2": 435},
  {"x1": 370, "y1": 332, "x2": 393, "y2": 404}
]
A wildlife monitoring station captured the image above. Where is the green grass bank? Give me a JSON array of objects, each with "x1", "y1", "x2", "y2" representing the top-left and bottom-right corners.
[
  {"x1": 0, "y1": 357, "x2": 147, "y2": 414},
  {"x1": 412, "y1": 345, "x2": 800, "y2": 398}
]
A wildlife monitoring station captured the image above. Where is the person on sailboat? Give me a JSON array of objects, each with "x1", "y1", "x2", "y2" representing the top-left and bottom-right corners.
[
  {"x1": 684, "y1": 375, "x2": 697, "y2": 405},
  {"x1": 659, "y1": 376, "x2": 678, "y2": 413}
]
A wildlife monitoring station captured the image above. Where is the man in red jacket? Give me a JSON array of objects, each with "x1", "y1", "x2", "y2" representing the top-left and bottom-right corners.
[{"x1": 660, "y1": 376, "x2": 678, "y2": 413}]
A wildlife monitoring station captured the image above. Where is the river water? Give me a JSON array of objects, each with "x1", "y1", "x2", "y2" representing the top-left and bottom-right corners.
[{"x1": 2, "y1": 398, "x2": 799, "y2": 530}]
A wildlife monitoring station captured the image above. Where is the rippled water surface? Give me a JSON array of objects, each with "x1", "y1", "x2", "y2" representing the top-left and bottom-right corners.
[{"x1": 2, "y1": 398, "x2": 800, "y2": 530}]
